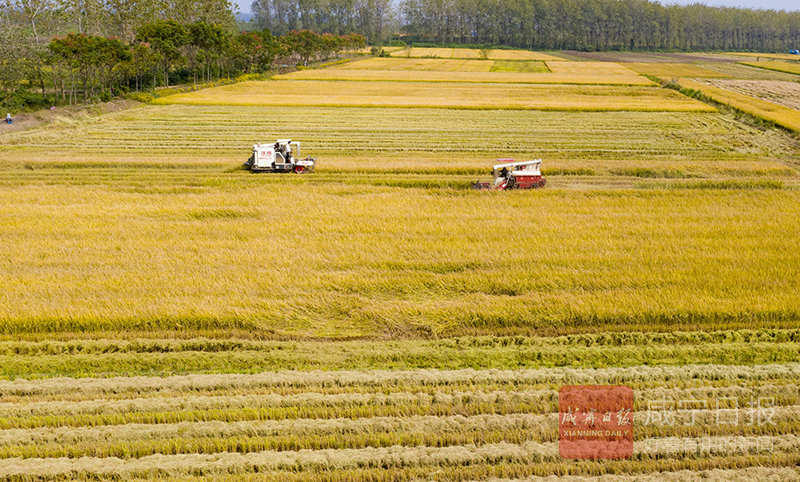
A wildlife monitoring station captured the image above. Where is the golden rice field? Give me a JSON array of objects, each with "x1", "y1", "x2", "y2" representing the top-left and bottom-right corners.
[
  {"x1": 389, "y1": 47, "x2": 563, "y2": 61},
  {"x1": 276, "y1": 69, "x2": 655, "y2": 86},
  {"x1": 336, "y1": 57, "x2": 494, "y2": 72},
  {"x1": 1, "y1": 55, "x2": 799, "y2": 481},
  {"x1": 545, "y1": 61, "x2": 636, "y2": 76},
  {"x1": 336, "y1": 57, "x2": 552, "y2": 74},
  {"x1": 622, "y1": 62, "x2": 733, "y2": 78},
  {"x1": 155, "y1": 80, "x2": 712, "y2": 111},
  {"x1": 277, "y1": 58, "x2": 653, "y2": 85},
  {"x1": 739, "y1": 60, "x2": 800, "y2": 76}
]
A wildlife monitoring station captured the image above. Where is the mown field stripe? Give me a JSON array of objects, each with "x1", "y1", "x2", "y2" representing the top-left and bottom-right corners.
[
  {"x1": 0, "y1": 405, "x2": 797, "y2": 459},
  {"x1": 2, "y1": 363, "x2": 798, "y2": 395},
  {"x1": 0, "y1": 436, "x2": 797, "y2": 479},
  {"x1": 106, "y1": 466, "x2": 800, "y2": 482}
]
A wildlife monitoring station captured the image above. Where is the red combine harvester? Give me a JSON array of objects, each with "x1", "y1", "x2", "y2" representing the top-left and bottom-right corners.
[{"x1": 472, "y1": 159, "x2": 546, "y2": 190}]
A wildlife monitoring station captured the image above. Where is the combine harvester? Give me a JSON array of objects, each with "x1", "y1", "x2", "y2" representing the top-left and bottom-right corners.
[
  {"x1": 472, "y1": 159, "x2": 546, "y2": 190},
  {"x1": 245, "y1": 139, "x2": 316, "y2": 173}
]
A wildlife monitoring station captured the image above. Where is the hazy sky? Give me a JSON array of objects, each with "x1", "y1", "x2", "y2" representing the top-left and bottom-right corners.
[{"x1": 235, "y1": 0, "x2": 798, "y2": 16}]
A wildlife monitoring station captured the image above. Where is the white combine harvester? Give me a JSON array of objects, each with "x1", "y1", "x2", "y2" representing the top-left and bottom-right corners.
[
  {"x1": 245, "y1": 139, "x2": 316, "y2": 173},
  {"x1": 472, "y1": 159, "x2": 546, "y2": 190}
]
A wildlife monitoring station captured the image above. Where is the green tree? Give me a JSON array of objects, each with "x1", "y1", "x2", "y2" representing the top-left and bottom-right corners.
[{"x1": 136, "y1": 19, "x2": 189, "y2": 87}]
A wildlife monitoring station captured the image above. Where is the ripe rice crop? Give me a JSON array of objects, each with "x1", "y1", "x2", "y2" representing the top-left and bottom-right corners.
[
  {"x1": 389, "y1": 47, "x2": 455, "y2": 58},
  {"x1": 334, "y1": 57, "x2": 493, "y2": 72},
  {"x1": 451, "y1": 48, "x2": 481, "y2": 59},
  {"x1": 622, "y1": 62, "x2": 733, "y2": 78},
  {"x1": 153, "y1": 80, "x2": 714, "y2": 112},
  {"x1": 489, "y1": 50, "x2": 563, "y2": 61},
  {"x1": 276, "y1": 69, "x2": 656, "y2": 86},
  {"x1": 3, "y1": 55, "x2": 800, "y2": 481},
  {"x1": 545, "y1": 61, "x2": 638, "y2": 76},
  {"x1": 677, "y1": 78, "x2": 800, "y2": 133},
  {"x1": 738, "y1": 61, "x2": 800, "y2": 76},
  {"x1": 389, "y1": 48, "x2": 562, "y2": 61},
  {"x1": 0, "y1": 175, "x2": 798, "y2": 338}
]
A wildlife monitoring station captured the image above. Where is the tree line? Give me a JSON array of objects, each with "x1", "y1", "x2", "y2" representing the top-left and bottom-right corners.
[
  {"x1": 1, "y1": 10, "x2": 364, "y2": 108},
  {"x1": 253, "y1": 0, "x2": 800, "y2": 52}
]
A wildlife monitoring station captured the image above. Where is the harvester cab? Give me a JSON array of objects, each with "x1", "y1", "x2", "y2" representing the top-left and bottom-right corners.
[
  {"x1": 245, "y1": 139, "x2": 316, "y2": 173},
  {"x1": 473, "y1": 159, "x2": 546, "y2": 190}
]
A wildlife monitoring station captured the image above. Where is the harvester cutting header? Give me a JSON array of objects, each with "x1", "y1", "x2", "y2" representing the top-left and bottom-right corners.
[
  {"x1": 473, "y1": 159, "x2": 546, "y2": 190},
  {"x1": 245, "y1": 139, "x2": 316, "y2": 173}
]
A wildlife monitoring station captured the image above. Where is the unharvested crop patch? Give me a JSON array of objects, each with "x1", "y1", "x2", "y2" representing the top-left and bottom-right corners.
[
  {"x1": 0, "y1": 179, "x2": 798, "y2": 337},
  {"x1": 154, "y1": 80, "x2": 714, "y2": 111}
]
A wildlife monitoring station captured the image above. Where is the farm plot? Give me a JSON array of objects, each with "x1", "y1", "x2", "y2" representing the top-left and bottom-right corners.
[
  {"x1": 389, "y1": 47, "x2": 455, "y2": 58},
  {"x1": 154, "y1": 80, "x2": 713, "y2": 111},
  {"x1": 739, "y1": 60, "x2": 800, "y2": 76},
  {"x1": 0, "y1": 362, "x2": 798, "y2": 481},
  {"x1": 545, "y1": 61, "x2": 637, "y2": 76},
  {"x1": 622, "y1": 62, "x2": 732, "y2": 78},
  {"x1": 694, "y1": 62, "x2": 800, "y2": 81},
  {"x1": 677, "y1": 78, "x2": 800, "y2": 133},
  {"x1": 334, "y1": 57, "x2": 493, "y2": 71},
  {"x1": 389, "y1": 48, "x2": 562, "y2": 61},
  {"x1": 451, "y1": 48, "x2": 481, "y2": 59},
  {"x1": 2, "y1": 106, "x2": 788, "y2": 166},
  {"x1": 489, "y1": 60, "x2": 550, "y2": 72},
  {"x1": 489, "y1": 49, "x2": 563, "y2": 61},
  {"x1": 695, "y1": 80, "x2": 800, "y2": 112},
  {"x1": 0, "y1": 176, "x2": 799, "y2": 337},
  {"x1": 276, "y1": 69, "x2": 656, "y2": 85}
]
